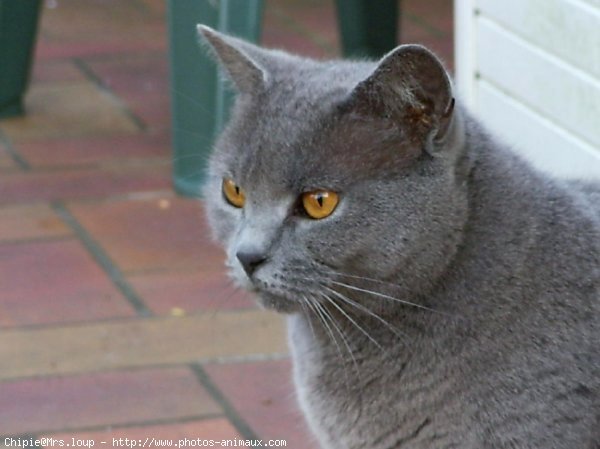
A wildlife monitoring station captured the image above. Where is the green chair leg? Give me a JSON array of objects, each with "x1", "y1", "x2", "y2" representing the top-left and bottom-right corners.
[
  {"x1": 0, "y1": 0, "x2": 42, "y2": 119},
  {"x1": 168, "y1": 0, "x2": 264, "y2": 197},
  {"x1": 335, "y1": 0, "x2": 399, "y2": 59}
]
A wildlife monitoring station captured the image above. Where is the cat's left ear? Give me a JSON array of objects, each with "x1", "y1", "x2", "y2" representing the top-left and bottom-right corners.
[
  {"x1": 198, "y1": 25, "x2": 268, "y2": 94},
  {"x1": 345, "y1": 45, "x2": 454, "y2": 153}
]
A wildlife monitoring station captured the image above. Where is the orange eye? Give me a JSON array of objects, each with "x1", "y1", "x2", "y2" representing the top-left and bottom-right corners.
[
  {"x1": 222, "y1": 178, "x2": 246, "y2": 208},
  {"x1": 301, "y1": 190, "x2": 339, "y2": 219}
]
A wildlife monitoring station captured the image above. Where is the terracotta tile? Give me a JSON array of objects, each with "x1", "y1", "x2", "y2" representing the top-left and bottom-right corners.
[
  {"x1": 403, "y1": 0, "x2": 454, "y2": 37},
  {"x1": 87, "y1": 54, "x2": 168, "y2": 98},
  {"x1": 86, "y1": 54, "x2": 170, "y2": 130},
  {"x1": 69, "y1": 198, "x2": 223, "y2": 273},
  {"x1": 0, "y1": 142, "x2": 16, "y2": 170},
  {"x1": 124, "y1": 92, "x2": 171, "y2": 131},
  {"x1": 0, "y1": 164, "x2": 171, "y2": 203},
  {"x1": 0, "y1": 310, "x2": 286, "y2": 380},
  {"x1": 206, "y1": 360, "x2": 313, "y2": 449},
  {"x1": 16, "y1": 132, "x2": 170, "y2": 168},
  {"x1": 0, "y1": 203, "x2": 71, "y2": 242},
  {"x1": 43, "y1": 419, "x2": 240, "y2": 446},
  {"x1": 402, "y1": 13, "x2": 442, "y2": 43},
  {"x1": 139, "y1": 0, "x2": 167, "y2": 17},
  {"x1": 0, "y1": 239, "x2": 134, "y2": 328},
  {"x1": 38, "y1": 0, "x2": 166, "y2": 57},
  {"x1": 262, "y1": 6, "x2": 334, "y2": 59},
  {"x1": 36, "y1": 39, "x2": 167, "y2": 60},
  {"x1": 129, "y1": 269, "x2": 255, "y2": 315},
  {"x1": 265, "y1": 0, "x2": 340, "y2": 55},
  {"x1": 0, "y1": 82, "x2": 139, "y2": 142},
  {"x1": 31, "y1": 59, "x2": 87, "y2": 84},
  {"x1": 0, "y1": 368, "x2": 220, "y2": 435}
]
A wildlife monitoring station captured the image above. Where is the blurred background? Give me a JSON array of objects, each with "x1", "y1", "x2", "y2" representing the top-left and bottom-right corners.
[
  {"x1": 1, "y1": 0, "x2": 599, "y2": 446},
  {"x1": 0, "y1": 0, "x2": 452, "y2": 446}
]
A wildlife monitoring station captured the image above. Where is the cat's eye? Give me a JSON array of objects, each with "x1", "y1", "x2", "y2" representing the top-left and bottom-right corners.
[
  {"x1": 301, "y1": 190, "x2": 339, "y2": 219},
  {"x1": 222, "y1": 178, "x2": 246, "y2": 208}
]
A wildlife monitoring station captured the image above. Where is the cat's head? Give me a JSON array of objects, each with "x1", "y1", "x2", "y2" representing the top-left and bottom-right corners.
[{"x1": 200, "y1": 26, "x2": 469, "y2": 313}]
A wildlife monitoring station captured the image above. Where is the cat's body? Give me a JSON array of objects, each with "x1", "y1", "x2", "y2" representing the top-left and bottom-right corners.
[{"x1": 199, "y1": 26, "x2": 600, "y2": 448}]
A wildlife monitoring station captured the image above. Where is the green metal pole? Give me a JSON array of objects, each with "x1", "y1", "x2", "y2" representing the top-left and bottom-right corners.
[
  {"x1": 0, "y1": 0, "x2": 42, "y2": 119},
  {"x1": 335, "y1": 0, "x2": 399, "y2": 59},
  {"x1": 168, "y1": 0, "x2": 264, "y2": 198}
]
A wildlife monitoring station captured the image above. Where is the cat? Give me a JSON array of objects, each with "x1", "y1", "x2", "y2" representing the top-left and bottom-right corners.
[{"x1": 198, "y1": 25, "x2": 600, "y2": 449}]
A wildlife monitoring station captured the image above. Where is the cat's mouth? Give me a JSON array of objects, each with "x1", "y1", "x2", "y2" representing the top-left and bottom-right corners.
[
  {"x1": 226, "y1": 260, "x2": 307, "y2": 313},
  {"x1": 249, "y1": 279, "x2": 302, "y2": 313},
  {"x1": 253, "y1": 290, "x2": 299, "y2": 313}
]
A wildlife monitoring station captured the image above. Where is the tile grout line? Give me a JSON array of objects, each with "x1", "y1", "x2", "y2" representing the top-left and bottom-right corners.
[
  {"x1": 51, "y1": 201, "x2": 153, "y2": 317},
  {"x1": 71, "y1": 57, "x2": 148, "y2": 132},
  {"x1": 0, "y1": 129, "x2": 31, "y2": 171},
  {"x1": 190, "y1": 363, "x2": 261, "y2": 442},
  {"x1": 0, "y1": 414, "x2": 224, "y2": 441},
  {"x1": 0, "y1": 234, "x2": 74, "y2": 247}
]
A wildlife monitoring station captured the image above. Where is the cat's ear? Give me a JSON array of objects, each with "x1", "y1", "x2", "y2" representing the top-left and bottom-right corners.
[
  {"x1": 345, "y1": 45, "x2": 454, "y2": 151},
  {"x1": 197, "y1": 25, "x2": 268, "y2": 94}
]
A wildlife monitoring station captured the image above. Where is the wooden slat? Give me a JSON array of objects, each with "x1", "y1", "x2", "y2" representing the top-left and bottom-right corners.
[
  {"x1": 477, "y1": 0, "x2": 600, "y2": 79},
  {"x1": 475, "y1": 79, "x2": 600, "y2": 179},
  {"x1": 476, "y1": 16, "x2": 600, "y2": 149}
]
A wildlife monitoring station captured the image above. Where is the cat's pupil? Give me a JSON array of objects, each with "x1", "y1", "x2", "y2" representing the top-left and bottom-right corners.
[
  {"x1": 235, "y1": 186, "x2": 240, "y2": 195},
  {"x1": 317, "y1": 195, "x2": 323, "y2": 207}
]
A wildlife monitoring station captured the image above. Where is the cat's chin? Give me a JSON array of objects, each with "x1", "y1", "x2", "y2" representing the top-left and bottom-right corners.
[{"x1": 254, "y1": 291, "x2": 300, "y2": 314}]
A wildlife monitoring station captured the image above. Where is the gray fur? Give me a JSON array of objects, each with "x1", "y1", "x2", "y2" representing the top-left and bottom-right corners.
[{"x1": 199, "y1": 26, "x2": 600, "y2": 449}]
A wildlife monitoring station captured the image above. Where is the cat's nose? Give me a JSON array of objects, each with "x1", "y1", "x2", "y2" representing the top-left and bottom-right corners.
[{"x1": 236, "y1": 250, "x2": 268, "y2": 277}]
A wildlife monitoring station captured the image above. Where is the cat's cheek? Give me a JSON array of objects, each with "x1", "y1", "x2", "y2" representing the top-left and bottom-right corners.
[{"x1": 205, "y1": 202, "x2": 237, "y2": 243}]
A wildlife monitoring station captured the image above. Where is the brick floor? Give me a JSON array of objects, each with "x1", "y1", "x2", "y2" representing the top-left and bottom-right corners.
[
  {"x1": 205, "y1": 360, "x2": 314, "y2": 448},
  {"x1": 0, "y1": 203, "x2": 71, "y2": 242},
  {"x1": 0, "y1": 141, "x2": 16, "y2": 170},
  {"x1": 0, "y1": 239, "x2": 134, "y2": 328},
  {"x1": 0, "y1": 83, "x2": 140, "y2": 142},
  {"x1": 68, "y1": 198, "x2": 222, "y2": 273},
  {"x1": 0, "y1": 0, "x2": 453, "y2": 443},
  {"x1": 0, "y1": 368, "x2": 219, "y2": 434},
  {"x1": 17, "y1": 132, "x2": 170, "y2": 168},
  {"x1": 43, "y1": 419, "x2": 241, "y2": 447},
  {"x1": 127, "y1": 269, "x2": 254, "y2": 315}
]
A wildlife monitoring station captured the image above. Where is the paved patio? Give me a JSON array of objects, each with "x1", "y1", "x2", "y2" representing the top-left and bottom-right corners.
[{"x1": 0, "y1": 0, "x2": 453, "y2": 446}]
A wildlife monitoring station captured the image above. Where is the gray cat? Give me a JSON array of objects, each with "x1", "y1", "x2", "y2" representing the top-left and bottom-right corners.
[{"x1": 198, "y1": 25, "x2": 600, "y2": 449}]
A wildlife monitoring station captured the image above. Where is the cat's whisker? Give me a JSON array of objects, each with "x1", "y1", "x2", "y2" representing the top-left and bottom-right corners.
[
  {"x1": 323, "y1": 285, "x2": 408, "y2": 342},
  {"x1": 298, "y1": 296, "x2": 317, "y2": 339},
  {"x1": 311, "y1": 296, "x2": 361, "y2": 386},
  {"x1": 290, "y1": 271, "x2": 449, "y2": 322},
  {"x1": 169, "y1": 152, "x2": 213, "y2": 162},
  {"x1": 311, "y1": 293, "x2": 360, "y2": 375},
  {"x1": 325, "y1": 269, "x2": 412, "y2": 294},
  {"x1": 171, "y1": 126, "x2": 217, "y2": 142},
  {"x1": 319, "y1": 291, "x2": 383, "y2": 350},
  {"x1": 170, "y1": 88, "x2": 217, "y2": 114},
  {"x1": 309, "y1": 296, "x2": 347, "y2": 365},
  {"x1": 329, "y1": 279, "x2": 456, "y2": 319}
]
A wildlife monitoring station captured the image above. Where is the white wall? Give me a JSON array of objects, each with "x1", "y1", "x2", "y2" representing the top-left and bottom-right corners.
[{"x1": 454, "y1": 0, "x2": 600, "y2": 180}]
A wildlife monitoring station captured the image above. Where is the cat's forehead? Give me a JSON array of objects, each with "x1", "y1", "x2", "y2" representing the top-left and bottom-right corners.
[
  {"x1": 215, "y1": 59, "x2": 418, "y2": 196},
  {"x1": 222, "y1": 98, "x2": 337, "y2": 195}
]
